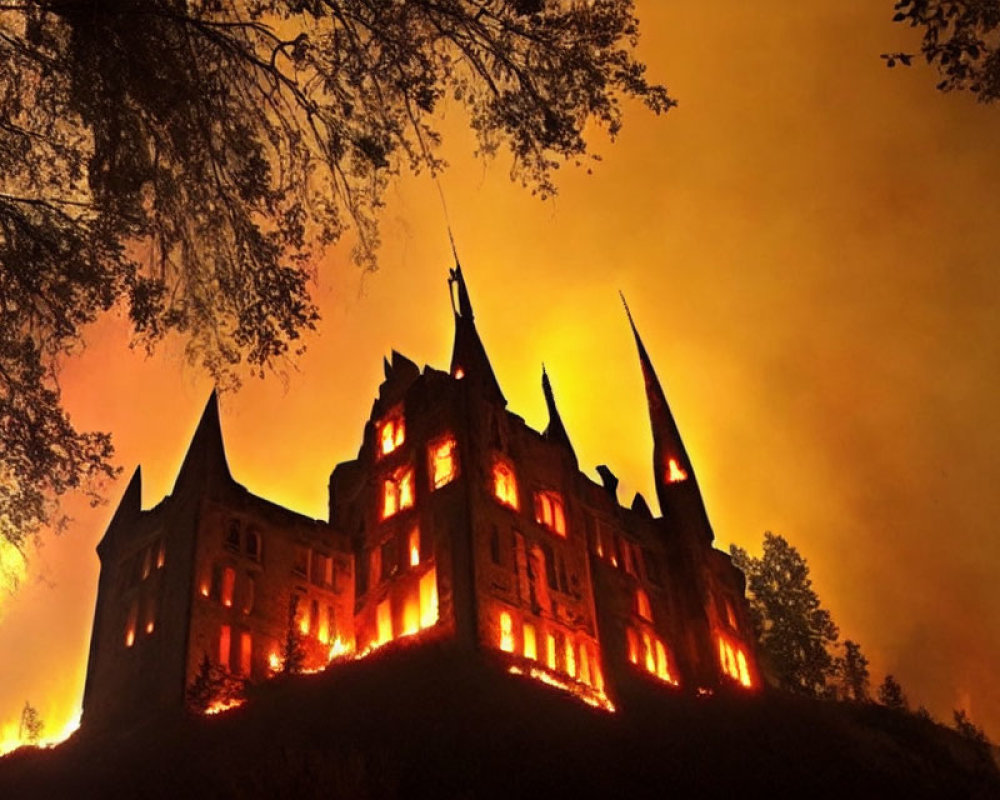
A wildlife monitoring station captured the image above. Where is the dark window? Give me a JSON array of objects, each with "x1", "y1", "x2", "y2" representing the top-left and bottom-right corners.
[
  {"x1": 381, "y1": 537, "x2": 399, "y2": 581},
  {"x1": 311, "y1": 552, "x2": 328, "y2": 586},
  {"x1": 489, "y1": 525, "x2": 502, "y2": 565},
  {"x1": 540, "y1": 542, "x2": 558, "y2": 591},
  {"x1": 644, "y1": 548, "x2": 662, "y2": 586},
  {"x1": 225, "y1": 520, "x2": 241, "y2": 551},
  {"x1": 357, "y1": 552, "x2": 369, "y2": 595},
  {"x1": 293, "y1": 546, "x2": 309, "y2": 577},
  {"x1": 245, "y1": 528, "x2": 261, "y2": 561},
  {"x1": 557, "y1": 557, "x2": 570, "y2": 595}
]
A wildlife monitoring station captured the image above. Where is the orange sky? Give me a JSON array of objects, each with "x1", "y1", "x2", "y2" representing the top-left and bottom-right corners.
[{"x1": 2, "y1": 1, "x2": 999, "y2": 745}]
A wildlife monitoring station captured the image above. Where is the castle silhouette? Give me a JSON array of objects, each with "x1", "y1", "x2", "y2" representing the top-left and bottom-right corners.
[{"x1": 82, "y1": 266, "x2": 757, "y2": 726}]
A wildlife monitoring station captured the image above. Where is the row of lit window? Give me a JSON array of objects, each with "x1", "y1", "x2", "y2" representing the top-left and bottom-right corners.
[
  {"x1": 371, "y1": 568, "x2": 439, "y2": 647},
  {"x1": 130, "y1": 539, "x2": 166, "y2": 585},
  {"x1": 292, "y1": 594, "x2": 339, "y2": 645},
  {"x1": 592, "y1": 524, "x2": 661, "y2": 586},
  {"x1": 718, "y1": 635, "x2": 752, "y2": 688},
  {"x1": 201, "y1": 565, "x2": 255, "y2": 615},
  {"x1": 381, "y1": 436, "x2": 458, "y2": 520},
  {"x1": 218, "y1": 624, "x2": 253, "y2": 677},
  {"x1": 123, "y1": 598, "x2": 156, "y2": 648},
  {"x1": 626, "y1": 627, "x2": 676, "y2": 685},
  {"x1": 493, "y1": 461, "x2": 567, "y2": 538},
  {"x1": 293, "y1": 546, "x2": 340, "y2": 590},
  {"x1": 366, "y1": 527, "x2": 423, "y2": 592},
  {"x1": 497, "y1": 610, "x2": 604, "y2": 692}
]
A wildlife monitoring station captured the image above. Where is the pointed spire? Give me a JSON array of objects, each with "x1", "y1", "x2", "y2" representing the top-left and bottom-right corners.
[
  {"x1": 172, "y1": 390, "x2": 232, "y2": 496},
  {"x1": 621, "y1": 294, "x2": 713, "y2": 544},
  {"x1": 448, "y1": 265, "x2": 505, "y2": 405},
  {"x1": 541, "y1": 365, "x2": 576, "y2": 464},
  {"x1": 97, "y1": 466, "x2": 143, "y2": 558}
]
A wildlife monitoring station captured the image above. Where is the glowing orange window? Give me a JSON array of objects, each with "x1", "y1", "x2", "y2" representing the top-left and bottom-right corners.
[
  {"x1": 403, "y1": 590, "x2": 420, "y2": 635},
  {"x1": 430, "y1": 435, "x2": 458, "y2": 489},
  {"x1": 408, "y1": 527, "x2": 421, "y2": 567},
  {"x1": 523, "y1": 623, "x2": 537, "y2": 660},
  {"x1": 666, "y1": 457, "x2": 688, "y2": 483},
  {"x1": 643, "y1": 631, "x2": 656, "y2": 674},
  {"x1": 636, "y1": 588, "x2": 652, "y2": 621},
  {"x1": 419, "y1": 567, "x2": 439, "y2": 628},
  {"x1": 626, "y1": 628, "x2": 639, "y2": 664},
  {"x1": 378, "y1": 411, "x2": 405, "y2": 457},
  {"x1": 565, "y1": 638, "x2": 577, "y2": 678},
  {"x1": 125, "y1": 603, "x2": 138, "y2": 648},
  {"x1": 655, "y1": 640, "x2": 671, "y2": 682},
  {"x1": 546, "y1": 633, "x2": 557, "y2": 670},
  {"x1": 221, "y1": 567, "x2": 236, "y2": 608},
  {"x1": 534, "y1": 491, "x2": 566, "y2": 537},
  {"x1": 382, "y1": 467, "x2": 415, "y2": 519},
  {"x1": 493, "y1": 461, "x2": 519, "y2": 510},
  {"x1": 377, "y1": 598, "x2": 393, "y2": 645},
  {"x1": 156, "y1": 540, "x2": 166, "y2": 569},
  {"x1": 219, "y1": 624, "x2": 231, "y2": 668},
  {"x1": 499, "y1": 611, "x2": 514, "y2": 652},
  {"x1": 239, "y1": 632, "x2": 252, "y2": 676},
  {"x1": 737, "y1": 650, "x2": 751, "y2": 687}
]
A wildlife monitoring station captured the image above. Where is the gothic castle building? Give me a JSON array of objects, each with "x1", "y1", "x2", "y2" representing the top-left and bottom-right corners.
[{"x1": 82, "y1": 266, "x2": 758, "y2": 726}]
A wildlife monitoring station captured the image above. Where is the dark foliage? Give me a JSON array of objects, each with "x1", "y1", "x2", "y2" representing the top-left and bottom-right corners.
[
  {"x1": 186, "y1": 653, "x2": 245, "y2": 713},
  {"x1": 1, "y1": 644, "x2": 998, "y2": 798},
  {"x1": 17, "y1": 702, "x2": 43, "y2": 746},
  {"x1": 878, "y1": 673, "x2": 908, "y2": 711},
  {"x1": 730, "y1": 532, "x2": 840, "y2": 697},
  {"x1": 885, "y1": 1, "x2": 1000, "y2": 101},
  {"x1": 0, "y1": 0, "x2": 672, "y2": 553},
  {"x1": 838, "y1": 639, "x2": 871, "y2": 702}
]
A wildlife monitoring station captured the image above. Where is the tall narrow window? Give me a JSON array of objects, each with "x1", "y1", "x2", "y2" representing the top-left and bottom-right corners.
[
  {"x1": 523, "y1": 623, "x2": 537, "y2": 660},
  {"x1": 293, "y1": 546, "x2": 309, "y2": 577},
  {"x1": 378, "y1": 410, "x2": 405, "y2": 457},
  {"x1": 655, "y1": 640, "x2": 671, "y2": 682},
  {"x1": 369, "y1": 548, "x2": 381, "y2": 589},
  {"x1": 430, "y1": 435, "x2": 458, "y2": 489},
  {"x1": 636, "y1": 588, "x2": 652, "y2": 621},
  {"x1": 125, "y1": 602, "x2": 138, "y2": 648},
  {"x1": 489, "y1": 526, "x2": 502, "y2": 565},
  {"x1": 579, "y1": 643, "x2": 591, "y2": 685},
  {"x1": 626, "y1": 628, "x2": 639, "y2": 664},
  {"x1": 377, "y1": 598, "x2": 393, "y2": 645},
  {"x1": 310, "y1": 598, "x2": 320, "y2": 636},
  {"x1": 225, "y1": 520, "x2": 241, "y2": 551},
  {"x1": 221, "y1": 567, "x2": 236, "y2": 608},
  {"x1": 546, "y1": 633, "x2": 557, "y2": 670},
  {"x1": 239, "y1": 632, "x2": 252, "y2": 676},
  {"x1": 564, "y1": 638, "x2": 577, "y2": 678},
  {"x1": 499, "y1": 611, "x2": 514, "y2": 652},
  {"x1": 141, "y1": 547, "x2": 152, "y2": 580},
  {"x1": 318, "y1": 604, "x2": 330, "y2": 644},
  {"x1": 156, "y1": 540, "x2": 166, "y2": 569},
  {"x1": 737, "y1": 650, "x2": 752, "y2": 687},
  {"x1": 242, "y1": 575, "x2": 255, "y2": 615},
  {"x1": 245, "y1": 528, "x2": 261, "y2": 562},
  {"x1": 408, "y1": 528, "x2": 420, "y2": 567},
  {"x1": 403, "y1": 589, "x2": 420, "y2": 635},
  {"x1": 420, "y1": 568, "x2": 439, "y2": 628},
  {"x1": 219, "y1": 625, "x2": 231, "y2": 669},
  {"x1": 643, "y1": 631, "x2": 656, "y2": 674},
  {"x1": 492, "y1": 460, "x2": 519, "y2": 509},
  {"x1": 534, "y1": 491, "x2": 566, "y2": 536},
  {"x1": 382, "y1": 467, "x2": 415, "y2": 519}
]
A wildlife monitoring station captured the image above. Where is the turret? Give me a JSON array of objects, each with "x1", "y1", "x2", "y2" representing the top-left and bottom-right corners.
[
  {"x1": 541, "y1": 365, "x2": 577, "y2": 466},
  {"x1": 448, "y1": 265, "x2": 506, "y2": 406},
  {"x1": 621, "y1": 295, "x2": 714, "y2": 546},
  {"x1": 171, "y1": 390, "x2": 232, "y2": 498}
]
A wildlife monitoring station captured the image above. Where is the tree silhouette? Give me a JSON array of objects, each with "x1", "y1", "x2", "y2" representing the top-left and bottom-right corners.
[
  {"x1": 730, "y1": 532, "x2": 840, "y2": 697},
  {"x1": 18, "y1": 701, "x2": 44, "y2": 745},
  {"x1": 0, "y1": 1, "x2": 672, "y2": 553},
  {"x1": 877, "y1": 674, "x2": 908, "y2": 711},
  {"x1": 953, "y1": 709, "x2": 990, "y2": 747},
  {"x1": 186, "y1": 653, "x2": 245, "y2": 713},
  {"x1": 885, "y1": 1, "x2": 1000, "y2": 102},
  {"x1": 282, "y1": 595, "x2": 306, "y2": 675},
  {"x1": 838, "y1": 639, "x2": 870, "y2": 702}
]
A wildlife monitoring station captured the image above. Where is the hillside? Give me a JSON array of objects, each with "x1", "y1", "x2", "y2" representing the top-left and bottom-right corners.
[{"x1": 1, "y1": 643, "x2": 997, "y2": 799}]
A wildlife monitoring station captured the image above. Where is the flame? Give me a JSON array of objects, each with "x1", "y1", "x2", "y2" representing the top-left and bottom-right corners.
[
  {"x1": 717, "y1": 635, "x2": 753, "y2": 688},
  {"x1": 507, "y1": 666, "x2": 615, "y2": 713},
  {"x1": 453, "y1": 367, "x2": 465, "y2": 379},
  {"x1": 666, "y1": 458, "x2": 688, "y2": 483},
  {"x1": 203, "y1": 698, "x2": 245, "y2": 716},
  {"x1": 145, "y1": 621, "x2": 155, "y2": 634},
  {"x1": 419, "y1": 568, "x2": 439, "y2": 629},
  {"x1": 379, "y1": 415, "x2": 405, "y2": 456},
  {"x1": 431, "y1": 436, "x2": 458, "y2": 489},
  {"x1": 409, "y1": 528, "x2": 420, "y2": 567},
  {"x1": 377, "y1": 599, "x2": 393, "y2": 645},
  {"x1": 268, "y1": 652, "x2": 281, "y2": 672},
  {"x1": 499, "y1": 611, "x2": 514, "y2": 653},
  {"x1": 403, "y1": 592, "x2": 420, "y2": 636},
  {"x1": 523, "y1": 623, "x2": 537, "y2": 660},
  {"x1": 328, "y1": 637, "x2": 351, "y2": 660},
  {"x1": 492, "y1": 461, "x2": 519, "y2": 509}
]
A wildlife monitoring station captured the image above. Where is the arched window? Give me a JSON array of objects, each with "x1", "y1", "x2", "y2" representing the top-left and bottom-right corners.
[{"x1": 492, "y1": 460, "x2": 518, "y2": 509}]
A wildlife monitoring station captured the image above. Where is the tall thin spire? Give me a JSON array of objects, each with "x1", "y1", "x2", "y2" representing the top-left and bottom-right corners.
[
  {"x1": 541, "y1": 364, "x2": 576, "y2": 464},
  {"x1": 621, "y1": 293, "x2": 713, "y2": 544},
  {"x1": 448, "y1": 266, "x2": 505, "y2": 405},
  {"x1": 172, "y1": 390, "x2": 232, "y2": 496}
]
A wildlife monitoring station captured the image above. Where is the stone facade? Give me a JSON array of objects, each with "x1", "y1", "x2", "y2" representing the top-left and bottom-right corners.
[{"x1": 82, "y1": 266, "x2": 758, "y2": 728}]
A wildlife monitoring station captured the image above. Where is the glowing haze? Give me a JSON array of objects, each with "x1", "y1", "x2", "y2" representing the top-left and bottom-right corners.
[{"x1": 2, "y1": 1, "x2": 999, "y2": 749}]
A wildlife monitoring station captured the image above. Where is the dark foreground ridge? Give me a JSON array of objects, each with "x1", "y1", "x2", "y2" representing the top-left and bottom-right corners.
[{"x1": 2, "y1": 644, "x2": 998, "y2": 799}]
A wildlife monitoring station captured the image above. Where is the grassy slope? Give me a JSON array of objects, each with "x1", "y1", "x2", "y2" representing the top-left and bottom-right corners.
[{"x1": 1, "y1": 642, "x2": 997, "y2": 799}]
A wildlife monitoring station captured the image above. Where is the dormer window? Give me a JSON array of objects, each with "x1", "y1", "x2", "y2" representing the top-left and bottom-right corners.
[
  {"x1": 382, "y1": 466, "x2": 415, "y2": 519},
  {"x1": 378, "y1": 409, "x2": 405, "y2": 458},
  {"x1": 492, "y1": 460, "x2": 519, "y2": 510},
  {"x1": 429, "y1": 435, "x2": 458, "y2": 489},
  {"x1": 534, "y1": 491, "x2": 566, "y2": 537}
]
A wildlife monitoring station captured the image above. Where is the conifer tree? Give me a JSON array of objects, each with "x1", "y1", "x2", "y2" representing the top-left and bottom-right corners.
[
  {"x1": 18, "y1": 701, "x2": 43, "y2": 745},
  {"x1": 730, "y1": 532, "x2": 840, "y2": 697},
  {"x1": 839, "y1": 639, "x2": 870, "y2": 702},
  {"x1": 877, "y1": 674, "x2": 908, "y2": 711}
]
